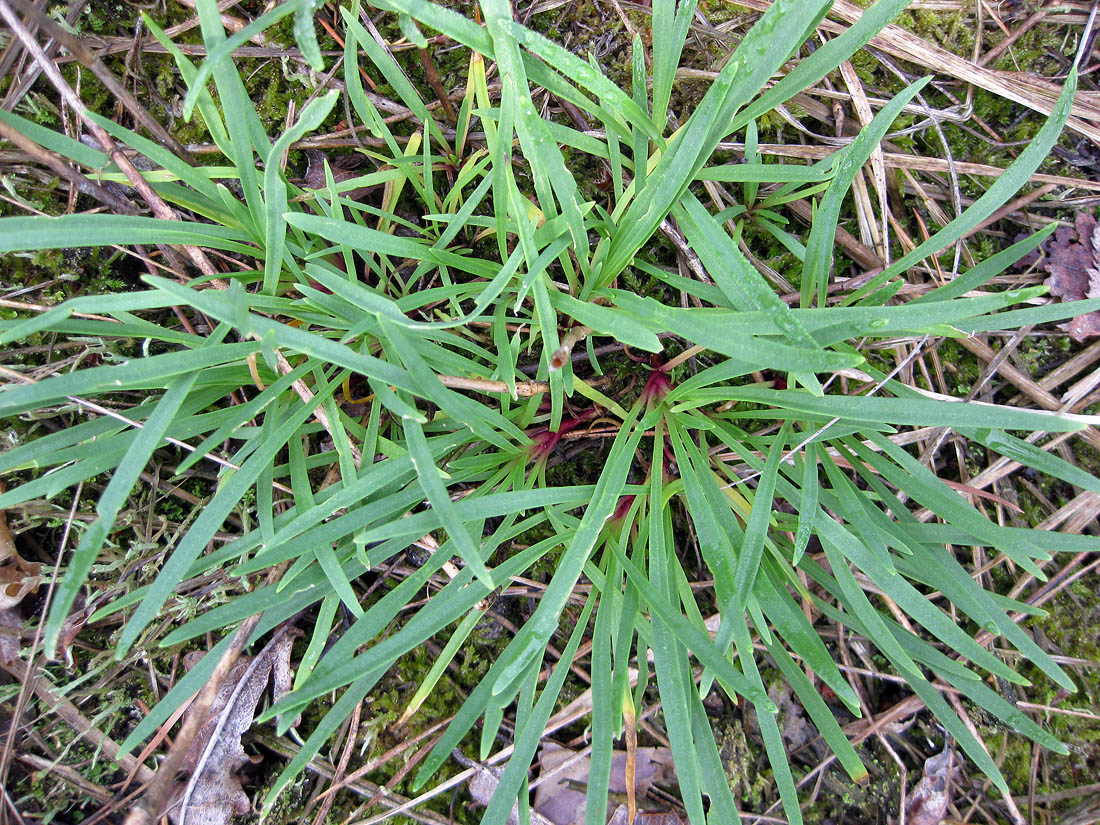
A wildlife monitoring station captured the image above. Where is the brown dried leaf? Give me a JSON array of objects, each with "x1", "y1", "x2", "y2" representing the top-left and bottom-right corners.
[
  {"x1": 170, "y1": 633, "x2": 296, "y2": 825},
  {"x1": 0, "y1": 509, "x2": 41, "y2": 610},
  {"x1": 607, "y1": 807, "x2": 684, "y2": 825},
  {"x1": 1041, "y1": 213, "x2": 1100, "y2": 341},
  {"x1": 533, "y1": 744, "x2": 676, "y2": 825},
  {"x1": 1046, "y1": 216, "x2": 1096, "y2": 301},
  {"x1": 465, "y1": 761, "x2": 554, "y2": 825},
  {"x1": 0, "y1": 607, "x2": 21, "y2": 665},
  {"x1": 1062, "y1": 312, "x2": 1100, "y2": 340},
  {"x1": 905, "y1": 746, "x2": 958, "y2": 825},
  {"x1": 301, "y1": 149, "x2": 370, "y2": 199},
  {"x1": 463, "y1": 743, "x2": 676, "y2": 825}
]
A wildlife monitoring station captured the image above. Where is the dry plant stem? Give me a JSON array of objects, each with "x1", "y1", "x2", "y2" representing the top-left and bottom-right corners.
[
  {"x1": 661, "y1": 219, "x2": 712, "y2": 283},
  {"x1": 837, "y1": 59, "x2": 889, "y2": 258},
  {"x1": 0, "y1": 479, "x2": 84, "y2": 797},
  {"x1": 787, "y1": 198, "x2": 885, "y2": 271},
  {"x1": 947, "y1": 692, "x2": 1026, "y2": 825},
  {"x1": 0, "y1": 298, "x2": 117, "y2": 323},
  {"x1": 1012, "y1": 782, "x2": 1100, "y2": 806},
  {"x1": 18, "y1": 754, "x2": 112, "y2": 805},
  {"x1": 0, "y1": 368, "x2": 284, "y2": 496},
  {"x1": 4, "y1": 0, "x2": 194, "y2": 161},
  {"x1": 917, "y1": 327, "x2": 1031, "y2": 467},
  {"x1": 175, "y1": 0, "x2": 268, "y2": 46},
  {"x1": 122, "y1": 612, "x2": 266, "y2": 825},
  {"x1": 661, "y1": 344, "x2": 707, "y2": 373},
  {"x1": 308, "y1": 701, "x2": 361, "y2": 825},
  {"x1": 438, "y1": 374, "x2": 551, "y2": 397},
  {"x1": 352, "y1": 662, "x2": 643, "y2": 825},
  {"x1": 966, "y1": 183, "x2": 1058, "y2": 240},
  {"x1": 729, "y1": 0, "x2": 1100, "y2": 142},
  {"x1": 0, "y1": 658, "x2": 156, "y2": 786},
  {"x1": 275, "y1": 348, "x2": 362, "y2": 467},
  {"x1": 199, "y1": 284, "x2": 359, "y2": 467},
  {"x1": 360, "y1": 730, "x2": 440, "y2": 811},
  {"x1": 0, "y1": 0, "x2": 89, "y2": 110},
  {"x1": 979, "y1": 8, "x2": 1048, "y2": 67},
  {"x1": 438, "y1": 373, "x2": 614, "y2": 396},
  {"x1": 957, "y1": 336, "x2": 1100, "y2": 452},
  {"x1": 311, "y1": 718, "x2": 452, "y2": 804},
  {"x1": 418, "y1": 47, "x2": 457, "y2": 122},
  {"x1": 122, "y1": 686, "x2": 197, "y2": 796},
  {"x1": 1036, "y1": 490, "x2": 1100, "y2": 534},
  {"x1": 714, "y1": 142, "x2": 1100, "y2": 194},
  {"x1": 551, "y1": 324, "x2": 593, "y2": 369},
  {"x1": 221, "y1": 130, "x2": 1100, "y2": 192},
  {"x1": 252, "y1": 734, "x2": 453, "y2": 825},
  {"x1": 624, "y1": 698, "x2": 638, "y2": 825},
  {"x1": 0, "y1": 119, "x2": 136, "y2": 213},
  {"x1": 0, "y1": 0, "x2": 222, "y2": 283}
]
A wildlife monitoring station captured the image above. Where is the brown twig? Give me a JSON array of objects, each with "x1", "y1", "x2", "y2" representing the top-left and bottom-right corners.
[
  {"x1": 310, "y1": 718, "x2": 451, "y2": 805},
  {"x1": 438, "y1": 374, "x2": 551, "y2": 397},
  {"x1": 0, "y1": 0, "x2": 224, "y2": 284},
  {"x1": 252, "y1": 733, "x2": 453, "y2": 825},
  {"x1": 0, "y1": 477, "x2": 85, "y2": 799},
  {"x1": 956, "y1": 336, "x2": 1100, "y2": 452},
  {"x1": 18, "y1": 754, "x2": 113, "y2": 805},
  {"x1": 417, "y1": 47, "x2": 457, "y2": 122},
  {"x1": 0, "y1": 0, "x2": 89, "y2": 110},
  {"x1": 978, "y1": 9, "x2": 1049, "y2": 68},
  {"x1": 728, "y1": 0, "x2": 1100, "y2": 143},
  {"x1": 3, "y1": 0, "x2": 194, "y2": 162},
  {"x1": 0, "y1": 118, "x2": 136, "y2": 213},
  {"x1": 308, "y1": 701, "x2": 362, "y2": 825}
]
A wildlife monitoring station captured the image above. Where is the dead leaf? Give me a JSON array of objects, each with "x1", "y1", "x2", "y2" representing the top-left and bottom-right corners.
[
  {"x1": 1053, "y1": 138, "x2": 1100, "y2": 181},
  {"x1": 463, "y1": 758, "x2": 554, "y2": 825},
  {"x1": 301, "y1": 149, "x2": 371, "y2": 200},
  {"x1": 905, "y1": 746, "x2": 958, "y2": 825},
  {"x1": 170, "y1": 631, "x2": 297, "y2": 825},
  {"x1": 53, "y1": 607, "x2": 91, "y2": 667},
  {"x1": 607, "y1": 807, "x2": 684, "y2": 825},
  {"x1": 0, "y1": 508, "x2": 41, "y2": 610},
  {"x1": 533, "y1": 743, "x2": 676, "y2": 825},
  {"x1": 769, "y1": 682, "x2": 814, "y2": 752},
  {"x1": 0, "y1": 607, "x2": 21, "y2": 665},
  {"x1": 1038, "y1": 213, "x2": 1100, "y2": 341}
]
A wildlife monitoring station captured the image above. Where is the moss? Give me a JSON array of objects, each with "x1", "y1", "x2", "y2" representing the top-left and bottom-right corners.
[
  {"x1": 714, "y1": 717, "x2": 770, "y2": 807},
  {"x1": 972, "y1": 572, "x2": 1100, "y2": 809}
]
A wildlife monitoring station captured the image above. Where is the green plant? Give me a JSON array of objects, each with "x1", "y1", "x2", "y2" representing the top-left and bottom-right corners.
[{"x1": 1, "y1": 0, "x2": 1097, "y2": 823}]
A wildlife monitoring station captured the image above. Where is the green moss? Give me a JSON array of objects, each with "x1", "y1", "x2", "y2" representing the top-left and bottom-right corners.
[
  {"x1": 974, "y1": 573, "x2": 1100, "y2": 809},
  {"x1": 714, "y1": 717, "x2": 770, "y2": 807}
]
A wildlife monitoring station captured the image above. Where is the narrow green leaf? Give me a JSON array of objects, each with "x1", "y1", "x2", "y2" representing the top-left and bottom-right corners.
[
  {"x1": 848, "y1": 69, "x2": 1078, "y2": 302},
  {"x1": 802, "y1": 77, "x2": 929, "y2": 306},
  {"x1": 490, "y1": 405, "x2": 643, "y2": 696},
  {"x1": 263, "y1": 90, "x2": 339, "y2": 294},
  {"x1": 45, "y1": 367, "x2": 202, "y2": 655},
  {"x1": 404, "y1": 417, "x2": 494, "y2": 590}
]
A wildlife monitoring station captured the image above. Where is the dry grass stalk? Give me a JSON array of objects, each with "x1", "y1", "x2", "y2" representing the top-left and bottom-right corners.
[{"x1": 730, "y1": 0, "x2": 1100, "y2": 142}]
